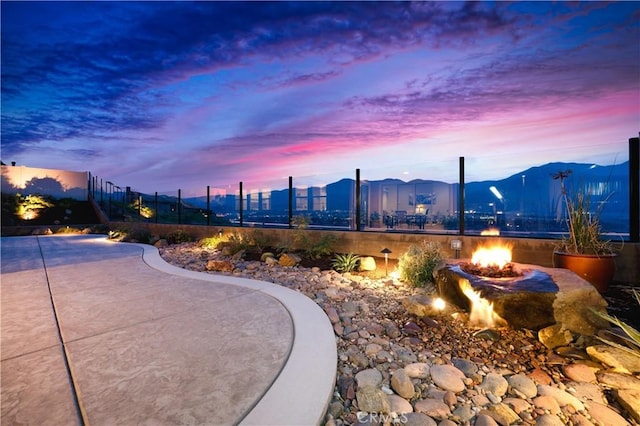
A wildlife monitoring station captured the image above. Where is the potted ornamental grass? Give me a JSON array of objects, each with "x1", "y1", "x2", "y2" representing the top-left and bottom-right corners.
[{"x1": 551, "y1": 169, "x2": 617, "y2": 293}]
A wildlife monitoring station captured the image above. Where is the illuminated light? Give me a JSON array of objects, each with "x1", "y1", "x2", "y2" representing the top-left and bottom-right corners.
[
  {"x1": 480, "y1": 228, "x2": 500, "y2": 236},
  {"x1": 471, "y1": 242, "x2": 512, "y2": 269},
  {"x1": 460, "y1": 279, "x2": 507, "y2": 328},
  {"x1": 489, "y1": 186, "x2": 504, "y2": 201},
  {"x1": 389, "y1": 270, "x2": 400, "y2": 279},
  {"x1": 433, "y1": 297, "x2": 446, "y2": 311}
]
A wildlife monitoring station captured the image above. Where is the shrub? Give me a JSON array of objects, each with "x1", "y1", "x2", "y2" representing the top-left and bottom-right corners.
[
  {"x1": 307, "y1": 233, "x2": 338, "y2": 259},
  {"x1": 121, "y1": 227, "x2": 152, "y2": 244},
  {"x1": 165, "y1": 229, "x2": 194, "y2": 244},
  {"x1": 398, "y1": 240, "x2": 443, "y2": 289},
  {"x1": 332, "y1": 253, "x2": 360, "y2": 273},
  {"x1": 198, "y1": 235, "x2": 224, "y2": 249}
]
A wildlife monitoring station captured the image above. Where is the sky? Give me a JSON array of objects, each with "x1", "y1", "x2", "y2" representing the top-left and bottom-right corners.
[{"x1": 1, "y1": 1, "x2": 639, "y2": 195}]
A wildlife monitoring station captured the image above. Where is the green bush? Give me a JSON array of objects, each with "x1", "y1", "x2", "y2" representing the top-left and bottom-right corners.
[
  {"x1": 398, "y1": 240, "x2": 443, "y2": 289},
  {"x1": 591, "y1": 288, "x2": 640, "y2": 358},
  {"x1": 165, "y1": 229, "x2": 194, "y2": 244},
  {"x1": 307, "y1": 233, "x2": 338, "y2": 259},
  {"x1": 120, "y1": 227, "x2": 152, "y2": 244},
  {"x1": 332, "y1": 253, "x2": 360, "y2": 273},
  {"x1": 198, "y1": 235, "x2": 224, "y2": 249}
]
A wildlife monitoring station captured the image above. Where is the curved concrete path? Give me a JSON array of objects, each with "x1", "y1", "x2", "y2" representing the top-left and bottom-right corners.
[{"x1": 1, "y1": 234, "x2": 336, "y2": 425}]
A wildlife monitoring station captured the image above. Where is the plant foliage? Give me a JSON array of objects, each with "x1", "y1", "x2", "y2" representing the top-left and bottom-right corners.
[
  {"x1": 591, "y1": 288, "x2": 640, "y2": 358},
  {"x1": 552, "y1": 169, "x2": 615, "y2": 255},
  {"x1": 332, "y1": 253, "x2": 360, "y2": 273},
  {"x1": 398, "y1": 240, "x2": 443, "y2": 289}
]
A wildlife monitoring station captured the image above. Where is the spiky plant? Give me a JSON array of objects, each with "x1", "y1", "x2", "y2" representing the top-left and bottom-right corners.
[
  {"x1": 332, "y1": 253, "x2": 360, "y2": 273},
  {"x1": 591, "y1": 288, "x2": 640, "y2": 358}
]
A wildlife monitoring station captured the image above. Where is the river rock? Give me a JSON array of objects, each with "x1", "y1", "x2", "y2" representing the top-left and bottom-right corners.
[
  {"x1": 480, "y1": 373, "x2": 509, "y2": 397},
  {"x1": 508, "y1": 373, "x2": 538, "y2": 398},
  {"x1": 278, "y1": 252, "x2": 301, "y2": 267},
  {"x1": 430, "y1": 364, "x2": 466, "y2": 393},
  {"x1": 474, "y1": 413, "x2": 499, "y2": 426},
  {"x1": 391, "y1": 369, "x2": 415, "y2": 399},
  {"x1": 535, "y1": 414, "x2": 564, "y2": 426},
  {"x1": 487, "y1": 403, "x2": 520, "y2": 425},
  {"x1": 563, "y1": 363, "x2": 597, "y2": 383},
  {"x1": 356, "y1": 386, "x2": 391, "y2": 413},
  {"x1": 205, "y1": 259, "x2": 234, "y2": 272},
  {"x1": 387, "y1": 394, "x2": 413, "y2": 414},
  {"x1": 414, "y1": 399, "x2": 451, "y2": 419},
  {"x1": 403, "y1": 412, "x2": 437, "y2": 426},
  {"x1": 402, "y1": 294, "x2": 443, "y2": 318},
  {"x1": 405, "y1": 362, "x2": 430, "y2": 379},
  {"x1": 567, "y1": 381, "x2": 605, "y2": 404},
  {"x1": 533, "y1": 395, "x2": 561, "y2": 414},
  {"x1": 586, "y1": 401, "x2": 630, "y2": 426},
  {"x1": 355, "y1": 368, "x2": 382, "y2": 388},
  {"x1": 537, "y1": 385, "x2": 585, "y2": 411}
]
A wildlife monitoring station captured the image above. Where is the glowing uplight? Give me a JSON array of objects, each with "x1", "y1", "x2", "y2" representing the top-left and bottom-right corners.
[
  {"x1": 389, "y1": 270, "x2": 400, "y2": 279},
  {"x1": 460, "y1": 279, "x2": 507, "y2": 328},
  {"x1": 480, "y1": 228, "x2": 500, "y2": 236},
  {"x1": 471, "y1": 242, "x2": 512, "y2": 269},
  {"x1": 433, "y1": 297, "x2": 446, "y2": 311}
]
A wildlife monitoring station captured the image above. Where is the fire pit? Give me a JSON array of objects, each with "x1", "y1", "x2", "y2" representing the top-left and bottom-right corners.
[{"x1": 434, "y1": 240, "x2": 608, "y2": 333}]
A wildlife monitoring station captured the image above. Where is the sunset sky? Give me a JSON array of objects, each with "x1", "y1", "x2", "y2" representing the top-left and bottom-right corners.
[{"x1": 1, "y1": 1, "x2": 638, "y2": 195}]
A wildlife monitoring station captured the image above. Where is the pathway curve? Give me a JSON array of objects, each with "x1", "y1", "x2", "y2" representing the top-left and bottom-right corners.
[{"x1": 1, "y1": 234, "x2": 336, "y2": 425}]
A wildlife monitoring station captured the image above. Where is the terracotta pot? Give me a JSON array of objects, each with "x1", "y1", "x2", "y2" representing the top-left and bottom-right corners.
[{"x1": 552, "y1": 251, "x2": 616, "y2": 293}]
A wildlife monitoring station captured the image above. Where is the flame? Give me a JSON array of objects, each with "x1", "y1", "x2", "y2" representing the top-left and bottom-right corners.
[
  {"x1": 460, "y1": 279, "x2": 507, "y2": 328},
  {"x1": 480, "y1": 228, "x2": 501, "y2": 236},
  {"x1": 471, "y1": 242, "x2": 512, "y2": 269}
]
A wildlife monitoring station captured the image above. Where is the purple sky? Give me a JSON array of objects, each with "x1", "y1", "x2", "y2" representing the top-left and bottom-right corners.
[{"x1": 1, "y1": 1, "x2": 638, "y2": 195}]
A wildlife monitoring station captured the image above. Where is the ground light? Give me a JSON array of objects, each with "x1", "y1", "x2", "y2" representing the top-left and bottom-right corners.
[{"x1": 380, "y1": 247, "x2": 391, "y2": 277}]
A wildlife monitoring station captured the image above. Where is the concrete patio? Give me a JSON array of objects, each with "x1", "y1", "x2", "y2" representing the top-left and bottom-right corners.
[{"x1": 1, "y1": 234, "x2": 336, "y2": 425}]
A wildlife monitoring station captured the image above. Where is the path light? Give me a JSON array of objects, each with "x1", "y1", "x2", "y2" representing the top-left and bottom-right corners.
[
  {"x1": 381, "y1": 248, "x2": 392, "y2": 277},
  {"x1": 451, "y1": 239, "x2": 462, "y2": 259}
]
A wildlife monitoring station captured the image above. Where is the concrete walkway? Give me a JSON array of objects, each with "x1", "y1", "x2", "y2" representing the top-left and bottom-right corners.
[{"x1": 1, "y1": 234, "x2": 336, "y2": 425}]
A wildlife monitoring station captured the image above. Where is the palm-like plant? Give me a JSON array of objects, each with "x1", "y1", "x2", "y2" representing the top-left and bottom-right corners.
[{"x1": 591, "y1": 289, "x2": 640, "y2": 358}]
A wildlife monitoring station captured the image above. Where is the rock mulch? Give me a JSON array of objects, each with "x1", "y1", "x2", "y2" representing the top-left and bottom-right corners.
[{"x1": 159, "y1": 243, "x2": 639, "y2": 425}]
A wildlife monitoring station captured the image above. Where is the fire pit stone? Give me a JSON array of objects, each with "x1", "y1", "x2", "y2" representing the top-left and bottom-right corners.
[{"x1": 434, "y1": 260, "x2": 609, "y2": 334}]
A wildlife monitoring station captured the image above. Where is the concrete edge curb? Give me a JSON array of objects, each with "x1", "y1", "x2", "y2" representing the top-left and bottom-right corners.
[{"x1": 136, "y1": 241, "x2": 337, "y2": 426}]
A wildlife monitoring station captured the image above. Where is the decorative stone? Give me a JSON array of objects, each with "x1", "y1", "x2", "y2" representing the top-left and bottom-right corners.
[
  {"x1": 507, "y1": 374, "x2": 538, "y2": 398},
  {"x1": 453, "y1": 404, "x2": 474, "y2": 422},
  {"x1": 596, "y1": 371, "x2": 640, "y2": 390},
  {"x1": 403, "y1": 412, "x2": 437, "y2": 426},
  {"x1": 387, "y1": 394, "x2": 413, "y2": 414},
  {"x1": 430, "y1": 364, "x2": 466, "y2": 393},
  {"x1": 537, "y1": 385, "x2": 585, "y2": 411},
  {"x1": 278, "y1": 252, "x2": 301, "y2": 267},
  {"x1": 473, "y1": 413, "x2": 499, "y2": 426},
  {"x1": 391, "y1": 369, "x2": 415, "y2": 399},
  {"x1": 355, "y1": 368, "x2": 383, "y2": 389},
  {"x1": 587, "y1": 345, "x2": 640, "y2": 374},
  {"x1": 533, "y1": 395, "x2": 561, "y2": 415},
  {"x1": 502, "y1": 397, "x2": 531, "y2": 414},
  {"x1": 538, "y1": 324, "x2": 573, "y2": 349},
  {"x1": 567, "y1": 381, "x2": 606, "y2": 404},
  {"x1": 535, "y1": 414, "x2": 565, "y2": 426},
  {"x1": 451, "y1": 357, "x2": 478, "y2": 378},
  {"x1": 615, "y1": 388, "x2": 640, "y2": 423},
  {"x1": 480, "y1": 373, "x2": 509, "y2": 397},
  {"x1": 324, "y1": 306, "x2": 340, "y2": 324},
  {"x1": 528, "y1": 368, "x2": 553, "y2": 385},
  {"x1": 356, "y1": 386, "x2": 390, "y2": 413},
  {"x1": 586, "y1": 401, "x2": 630, "y2": 426},
  {"x1": 434, "y1": 262, "x2": 608, "y2": 333},
  {"x1": 359, "y1": 256, "x2": 377, "y2": 271},
  {"x1": 414, "y1": 399, "x2": 451, "y2": 419},
  {"x1": 487, "y1": 403, "x2": 520, "y2": 425},
  {"x1": 205, "y1": 259, "x2": 234, "y2": 272},
  {"x1": 402, "y1": 295, "x2": 443, "y2": 318},
  {"x1": 404, "y1": 362, "x2": 430, "y2": 379},
  {"x1": 563, "y1": 363, "x2": 597, "y2": 383},
  {"x1": 154, "y1": 239, "x2": 168, "y2": 248},
  {"x1": 443, "y1": 391, "x2": 457, "y2": 407},
  {"x1": 365, "y1": 343, "x2": 382, "y2": 357}
]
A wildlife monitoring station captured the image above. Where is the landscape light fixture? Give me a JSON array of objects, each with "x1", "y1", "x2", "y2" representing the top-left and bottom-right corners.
[
  {"x1": 451, "y1": 239, "x2": 462, "y2": 259},
  {"x1": 381, "y1": 247, "x2": 392, "y2": 276}
]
